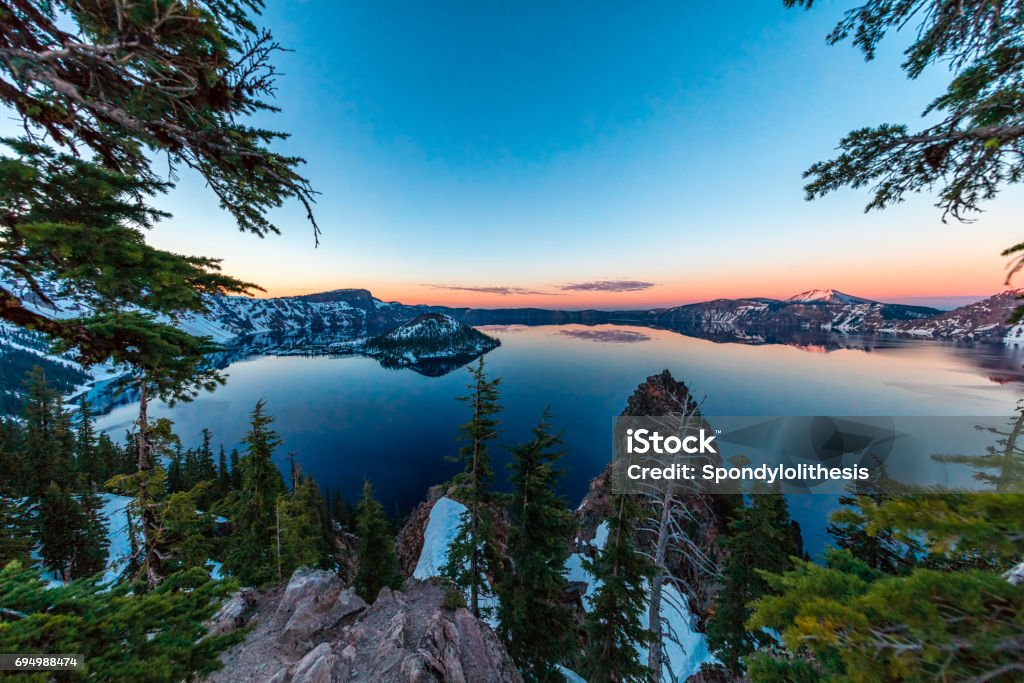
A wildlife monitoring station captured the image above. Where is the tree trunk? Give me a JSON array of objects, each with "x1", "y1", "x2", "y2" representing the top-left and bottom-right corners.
[
  {"x1": 137, "y1": 382, "x2": 162, "y2": 588},
  {"x1": 646, "y1": 476, "x2": 674, "y2": 678}
]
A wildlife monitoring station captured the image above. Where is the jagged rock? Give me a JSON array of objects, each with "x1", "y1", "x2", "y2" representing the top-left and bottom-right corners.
[
  {"x1": 208, "y1": 588, "x2": 258, "y2": 636},
  {"x1": 205, "y1": 572, "x2": 520, "y2": 683},
  {"x1": 291, "y1": 643, "x2": 335, "y2": 683},
  {"x1": 275, "y1": 568, "x2": 367, "y2": 653}
]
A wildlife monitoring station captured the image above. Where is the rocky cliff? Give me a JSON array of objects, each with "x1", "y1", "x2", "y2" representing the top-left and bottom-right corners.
[{"x1": 205, "y1": 568, "x2": 521, "y2": 683}]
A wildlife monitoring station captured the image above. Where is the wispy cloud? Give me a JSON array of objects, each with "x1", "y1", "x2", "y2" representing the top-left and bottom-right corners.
[
  {"x1": 558, "y1": 329, "x2": 651, "y2": 344},
  {"x1": 558, "y1": 280, "x2": 655, "y2": 293},
  {"x1": 422, "y1": 284, "x2": 562, "y2": 296}
]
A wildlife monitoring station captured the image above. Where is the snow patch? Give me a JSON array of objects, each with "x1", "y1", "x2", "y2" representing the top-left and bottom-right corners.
[{"x1": 413, "y1": 497, "x2": 468, "y2": 580}]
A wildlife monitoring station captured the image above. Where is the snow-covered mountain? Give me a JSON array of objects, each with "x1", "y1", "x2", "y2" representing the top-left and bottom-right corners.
[
  {"x1": 893, "y1": 289, "x2": 1024, "y2": 341},
  {"x1": 360, "y1": 313, "x2": 501, "y2": 374},
  {"x1": 786, "y1": 288, "x2": 872, "y2": 305},
  {"x1": 653, "y1": 291, "x2": 939, "y2": 334}
]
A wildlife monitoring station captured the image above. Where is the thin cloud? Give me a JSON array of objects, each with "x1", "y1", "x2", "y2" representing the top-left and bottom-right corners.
[
  {"x1": 558, "y1": 280, "x2": 655, "y2": 293},
  {"x1": 558, "y1": 329, "x2": 651, "y2": 344},
  {"x1": 423, "y1": 284, "x2": 563, "y2": 296}
]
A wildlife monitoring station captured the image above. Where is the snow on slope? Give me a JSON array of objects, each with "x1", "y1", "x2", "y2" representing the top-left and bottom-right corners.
[
  {"x1": 786, "y1": 288, "x2": 872, "y2": 304},
  {"x1": 413, "y1": 497, "x2": 468, "y2": 580},
  {"x1": 100, "y1": 493, "x2": 133, "y2": 585},
  {"x1": 414, "y1": 503, "x2": 715, "y2": 680}
]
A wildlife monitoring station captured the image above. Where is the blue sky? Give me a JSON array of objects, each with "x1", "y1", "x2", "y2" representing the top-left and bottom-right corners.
[{"x1": 138, "y1": 0, "x2": 1023, "y2": 308}]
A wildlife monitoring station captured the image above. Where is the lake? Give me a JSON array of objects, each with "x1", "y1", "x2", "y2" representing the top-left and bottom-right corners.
[{"x1": 94, "y1": 324, "x2": 1024, "y2": 553}]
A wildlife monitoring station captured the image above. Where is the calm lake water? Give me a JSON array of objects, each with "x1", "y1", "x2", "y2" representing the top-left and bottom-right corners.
[{"x1": 94, "y1": 324, "x2": 1024, "y2": 553}]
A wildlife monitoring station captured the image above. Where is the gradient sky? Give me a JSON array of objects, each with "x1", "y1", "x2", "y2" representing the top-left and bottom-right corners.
[{"x1": 135, "y1": 0, "x2": 1023, "y2": 309}]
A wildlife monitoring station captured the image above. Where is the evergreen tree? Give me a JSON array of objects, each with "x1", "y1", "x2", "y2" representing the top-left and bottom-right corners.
[
  {"x1": 37, "y1": 482, "x2": 109, "y2": 582},
  {"x1": 74, "y1": 396, "x2": 100, "y2": 487},
  {"x1": 580, "y1": 494, "x2": 654, "y2": 683},
  {"x1": 197, "y1": 429, "x2": 218, "y2": 484},
  {"x1": 497, "y1": 410, "x2": 576, "y2": 681},
  {"x1": 21, "y1": 366, "x2": 74, "y2": 496},
  {"x1": 107, "y1": 417, "x2": 181, "y2": 588},
  {"x1": 706, "y1": 486, "x2": 799, "y2": 675},
  {"x1": 96, "y1": 431, "x2": 123, "y2": 484},
  {"x1": 74, "y1": 489, "x2": 111, "y2": 580},
  {"x1": 217, "y1": 446, "x2": 232, "y2": 498},
  {"x1": 0, "y1": 562, "x2": 243, "y2": 682},
  {"x1": 353, "y1": 480, "x2": 403, "y2": 602},
  {"x1": 162, "y1": 483, "x2": 217, "y2": 574},
  {"x1": 277, "y1": 473, "x2": 333, "y2": 576},
  {"x1": 443, "y1": 358, "x2": 502, "y2": 618},
  {"x1": 230, "y1": 448, "x2": 243, "y2": 490},
  {"x1": 828, "y1": 463, "x2": 921, "y2": 575},
  {"x1": 748, "y1": 406, "x2": 1024, "y2": 681},
  {"x1": 223, "y1": 400, "x2": 286, "y2": 586},
  {"x1": 0, "y1": 490, "x2": 33, "y2": 567}
]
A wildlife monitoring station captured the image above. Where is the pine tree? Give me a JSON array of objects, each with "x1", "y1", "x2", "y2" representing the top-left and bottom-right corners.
[
  {"x1": 230, "y1": 449, "x2": 243, "y2": 490},
  {"x1": 217, "y1": 446, "x2": 232, "y2": 498},
  {"x1": 162, "y1": 483, "x2": 217, "y2": 574},
  {"x1": 580, "y1": 494, "x2": 654, "y2": 683},
  {"x1": 22, "y1": 367, "x2": 74, "y2": 496},
  {"x1": 443, "y1": 357, "x2": 502, "y2": 618},
  {"x1": 354, "y1": 480, "x2": 403, "y2": 602},
  {"x1": 73, "y1": 489, "x2": 111, "y2": 580},
  {"x1": 705, "y1": 486, "x2": 799, "y2": 675},
  {"x1": 828, "y1": 463, "x2": 921, "y2": 575},
  {"x1": 74, "y1": 396, "x2": 100, "y2": 487},
  {"x1": 497, "y1": 410, "x2": 576, "y2": 681},
  {"x1": 0, "y1": 562, "x2": 243, "y2": 682},
  {"x1": 197, "y1": 429, "x2": 217, "y2": 483},
  {"x1": 96, "y1": 431, "x2": 122, "y2": 483},
  {"x1": 0, "y1": 490, "x2": 33, "y2": 567},
  {"x1": 37, "y1": 482, "x2": 109, "y2": 582},
  {"x1": 277, "y1": 473, "x2": 333, "y2": 576},
  {"x1": 223, "y1": 401, "x2": 286, "y2": 586}
]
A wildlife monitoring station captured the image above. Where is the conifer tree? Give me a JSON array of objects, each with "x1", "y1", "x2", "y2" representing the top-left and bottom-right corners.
[
  {"x1": 162, "y1": 483, "x2": 217, "y2": 574},
  {"x1": 580, "y1": 494, "x2": 654, "y2": 683},
  {"x1": 37, "y1": 482, "x2": 109, "y2": 582},
  {"x1": 230, "y1": 449, "x2": 243, "y2": 490},
  {"x1": 0, "y1": 489, "x2": 33, "y2": 567},
  {"x1": 22, "y1": 366, "x2": 74, "y2": 496},
  {"x1": 705, "y1": 486, "x2": 799, "y2": 675},
  {"x1": 197, "y1": 429, "x2": 218, "y2": 484},
  {"x1": 827, "y1": 461, "x2": 921, "y2": 575},
  {"x1": 74, "y1": 396, "x2": 100, "y2": 487},
  {"x1": 217, "y1": 446, "x2": 232, "y2": 498},
  {"x1": 74, "y1": 488, "x2": 111, "y2": 579},
  {"x1": 277, "y1": 473, "x2": 333, "y2": 576},
  {"x1": 0, "y1": 562, "x2": 243, "y2": 682},
  {"x1": 95, "y1": 431, "x2": 122, "y2": 484},
  {"x1": 444, "y1": 358, "x2": 502, "y2": 618},
  {"x1": 497, "y1": 410, "x2": 576, "y2": 681},
  {"x1": 223, "y1": 400, "x2": 286, "y2": 586},
  {"x1": 354, "y1": 480, "x2": 403, "y2": 602}
]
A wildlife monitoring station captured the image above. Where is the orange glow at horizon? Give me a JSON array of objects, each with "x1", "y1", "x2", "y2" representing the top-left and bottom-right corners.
[{"x1": 253, "y1": 262, "x2": 1013, "y2": 310}]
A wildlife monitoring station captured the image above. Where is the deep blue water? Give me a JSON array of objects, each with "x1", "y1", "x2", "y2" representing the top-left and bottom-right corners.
[{"x1": 94, "y1": 324, "x2": 1024, "y2": 553}]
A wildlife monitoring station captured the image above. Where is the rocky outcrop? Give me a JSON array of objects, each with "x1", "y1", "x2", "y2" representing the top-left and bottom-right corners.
[
  {"x1": 575, "y1": 370, "x2": 734, "y2": 624},
  {"x1": 205, "y1": 569, "x2": 520, "y2": 683}
]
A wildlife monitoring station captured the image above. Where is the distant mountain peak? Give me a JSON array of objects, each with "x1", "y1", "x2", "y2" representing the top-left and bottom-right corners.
[{"x1": 785, "y1": 289, "x2": 873, "y2": 304}]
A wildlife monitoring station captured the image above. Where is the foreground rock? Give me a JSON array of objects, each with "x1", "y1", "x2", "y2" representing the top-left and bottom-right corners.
[{"x1": 205, "y1": 568, "x2": 520, "y2": 683}]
